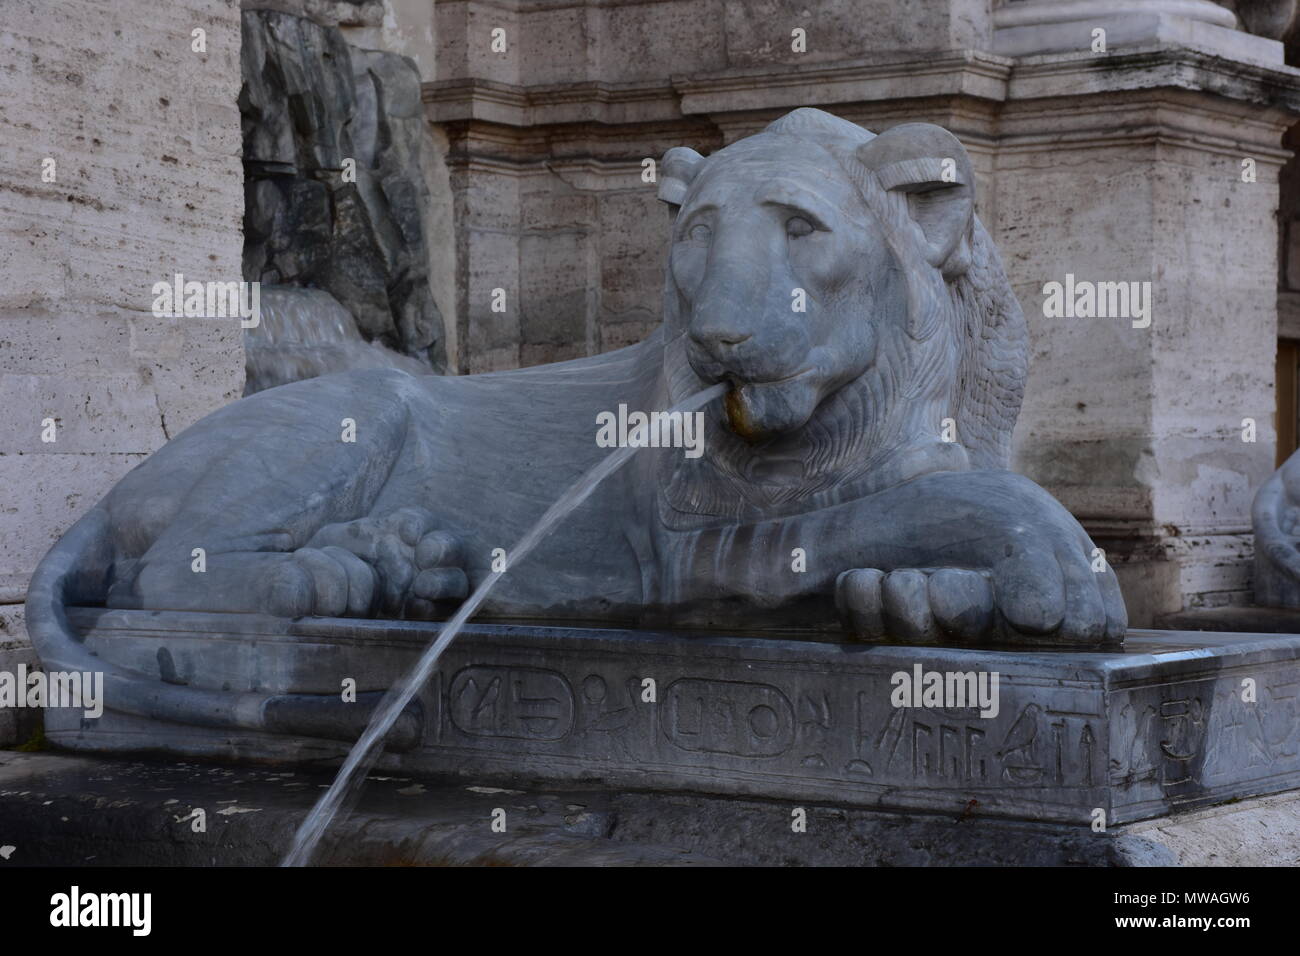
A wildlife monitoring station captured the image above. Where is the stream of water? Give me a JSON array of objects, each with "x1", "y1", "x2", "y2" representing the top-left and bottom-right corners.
[{"x1": 281, "y1": 381, "x2": 726, "y2": 866}]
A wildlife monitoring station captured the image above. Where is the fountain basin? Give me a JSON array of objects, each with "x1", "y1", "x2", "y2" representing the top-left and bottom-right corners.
[{"x1": 48, "y1": 608, "x2": 1300, "y2": 825}]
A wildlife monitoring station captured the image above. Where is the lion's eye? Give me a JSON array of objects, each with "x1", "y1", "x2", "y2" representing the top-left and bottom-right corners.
[
  {"x1": 786, "y1": 216, "x2": 814, "y2": 238},
  {"x1": 688, "y1": 223, "x2": 712, "y2": 243}
]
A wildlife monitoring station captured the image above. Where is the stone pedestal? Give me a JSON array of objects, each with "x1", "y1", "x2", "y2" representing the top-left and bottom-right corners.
[{"x1": 48, "y1": 609, "x2": 1300, "y2": 826}]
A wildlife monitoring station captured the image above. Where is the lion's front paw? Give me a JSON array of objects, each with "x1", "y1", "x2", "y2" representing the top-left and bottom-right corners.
[
  {"x1": 836, "y1": 551, "x2": 1125, "y2": 647},
  {"x1": 267, "y1": 507, "x2": 468, "y2": 619},
  {"x1": 836, "y1": 568, "x2": 992, "y2": 645}
]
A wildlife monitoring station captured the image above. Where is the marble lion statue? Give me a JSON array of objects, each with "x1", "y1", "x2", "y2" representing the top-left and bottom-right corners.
[
  {"x1": 1252, "y1": 447, "x2": 1300, "y2": 607},
  {"x1": 28, "y1": 108, "x2": 1125, "y2": 736}
]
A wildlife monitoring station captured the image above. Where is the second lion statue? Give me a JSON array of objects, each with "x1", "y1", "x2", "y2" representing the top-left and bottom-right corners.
[{"x1": 29, "y1": 109, "x2": 1126, "y2": 729}]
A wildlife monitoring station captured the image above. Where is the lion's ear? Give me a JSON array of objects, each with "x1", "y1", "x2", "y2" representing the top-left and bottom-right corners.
[
  {"x1": 657, "y1": 146, "x2": 706, "y2": 212},
  {"x1": 856, "y1": 124, "x2": 974, "y2": 280}
]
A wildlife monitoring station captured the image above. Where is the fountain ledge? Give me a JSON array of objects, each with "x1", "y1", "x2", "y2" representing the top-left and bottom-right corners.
[{"x1": 46, "y1": 608, "x2": 1300, "y2": 826}]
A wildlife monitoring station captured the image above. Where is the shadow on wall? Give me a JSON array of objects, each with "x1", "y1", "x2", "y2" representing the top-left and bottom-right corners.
[{"x1": 239, "y1": 7, "x2": 447, "y2": 390}]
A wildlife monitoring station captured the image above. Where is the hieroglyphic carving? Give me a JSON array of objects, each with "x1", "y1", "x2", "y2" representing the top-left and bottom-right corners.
[
  {"x1": 848, "y1": 691, "x2": 993, "y2": 784},
  {"x1": 839, "y1": 690, "x2": 1101, "y2": 789},
  {"x1": 447, "y1": 665, "x2": 574, "y2": 740},
  {"x1": 798, "y1": 692, "x2": 832, "y2": 769},
  {"x1": 1158, "y1": 697, "x2": 1205, "y2": 788},
  {"x1": 574, "y1": 673, "x2": 644, "y2": 759},
  {"x1": 436, "y1": 658, "x2": 1112, "y2": 799},
  {"x1": 1202, "y1": 673, "x2": 1300, "y2": 782},
  {"x1": 1113, "y1": 686, "x2": 1214, "y2": 795},
  {"x1": 661, "y1": 679, "x2": 794, "y2": 756}
]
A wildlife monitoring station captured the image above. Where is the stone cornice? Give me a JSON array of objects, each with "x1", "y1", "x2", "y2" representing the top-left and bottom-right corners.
[
  {"x1": 425, "y1": 77, "x2": 683, "y2": 126},
  {"x1": 997, "y1": 88, "x2": 1297, "y2": 157},
  {"x1": 426, "y1": 44, "x2": 1300, "y2": 132},
  {"x1": 1007, "y1": 43, "x2": 1300, "y2": 110},
  {"x1": 671, "y1": 50, "x2": 1014, "y2": 114}
]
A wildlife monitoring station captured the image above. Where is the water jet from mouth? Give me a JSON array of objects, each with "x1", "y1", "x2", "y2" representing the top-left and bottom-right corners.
[{"x1": 281, "y1": 381, "x2": 727, "y2": 866}]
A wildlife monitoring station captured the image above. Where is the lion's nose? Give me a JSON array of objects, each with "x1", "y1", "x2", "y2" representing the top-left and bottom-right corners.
[
  {"x1": 712, "y1": 333, "x2": 751, "y2": 347},
  {"x1": 689, "y1": 253, "x2": 767, "y2": 358},
  {"x1": 690, "y1": 297, "x2": 758, "y2": 356},
  {"x1": 690, "y1": 324, "x2": 752, "y2": 364}
]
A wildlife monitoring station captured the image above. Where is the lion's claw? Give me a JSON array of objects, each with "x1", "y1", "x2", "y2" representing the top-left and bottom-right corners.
[
  {"x1": 837, "y1": 552, "x2": 1124, "y2": 648},
  {"x1": 837, "y1": 567, "x2": 993, "y2": 644},
  {"x1": 267, "y1": 507, "x2": 468, "y2": 619}
]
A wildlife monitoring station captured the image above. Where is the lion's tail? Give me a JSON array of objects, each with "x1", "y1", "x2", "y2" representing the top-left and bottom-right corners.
[{"x1": 24, "y1": 508, "x2": 420, "y2": 748}]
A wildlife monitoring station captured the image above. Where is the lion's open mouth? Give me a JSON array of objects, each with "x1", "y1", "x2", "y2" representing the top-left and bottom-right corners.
[
  {"x1": 722, "y1": 367, "x2": 816, "y2": 441},
  {"x1": 723, "y1": 386, "x2": 754, "y2": 439},
  {"x1": 720, "y1": 366, "x2": 813, "y2": 394}
]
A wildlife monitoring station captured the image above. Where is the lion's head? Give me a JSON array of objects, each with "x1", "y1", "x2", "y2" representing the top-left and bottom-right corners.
[{"x1": 655, "y1": 108, "x2": 1028, "y2": 525}]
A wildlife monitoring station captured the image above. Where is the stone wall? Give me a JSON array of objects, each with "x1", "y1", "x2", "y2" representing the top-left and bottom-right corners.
[
  {"x1": 0, "y1": 0, "x2": 247, "y2": 667},
  {"x1": 997, "y1": 68, "x2": 1290, "y2": 623}
]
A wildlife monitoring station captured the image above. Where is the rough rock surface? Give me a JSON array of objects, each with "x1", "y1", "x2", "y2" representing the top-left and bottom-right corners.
[{"x1": 239, "y1": 9, "x2": 446, "y2": 372}]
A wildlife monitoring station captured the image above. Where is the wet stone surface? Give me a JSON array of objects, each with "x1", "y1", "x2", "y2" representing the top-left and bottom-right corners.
[{"x1": 0, "y1": 751, "x2": 1216, "y2": 867}]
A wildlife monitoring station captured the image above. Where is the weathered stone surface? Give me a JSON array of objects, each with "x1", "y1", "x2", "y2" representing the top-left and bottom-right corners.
[
  {"x1": 993, "y1": 0, "x2": 1283, "y2": 62},
  {"x1": 239, "y1": 8, "x2": 447, "y2": 371},
  {"x1": 6, "y1": 745, "x2": 1297, "y2": 865},
  {"x1": 432, "y1": 0, "x2": 994, "y2": 89},
  {"x1": 0, "y1": 752, "x2": 721, "y2": 866},
  {"x1": 0, "y1": 750, "x2": 1170, "y2": 866},
  {"x1": 244, "y1": 0, "x2": 384, "y2": 31},
  {"x1": 1157, "y1": 604, "x2": 1300, "y2": 631},
  {"x1": 1121, "y1": 786, "x2": 1300, "y2": 866},
  {"x1": 999, "y1": 51, "x2": 1291, "y2": 626},
  {"x1": 0, "y1": 0, "x2": 245, "y2": 604},
  {"x1": 42, "y1": 611, "x2": 1300, "y2": 826},
  {"x1": 16, "y1": 748, "x2": 1299, "y2": 866}
]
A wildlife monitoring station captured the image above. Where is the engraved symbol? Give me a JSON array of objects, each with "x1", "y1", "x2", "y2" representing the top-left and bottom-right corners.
[
  {"x1": 1159, "y1": 698, "x2": 1203, "y2": 760},
  {"x1": 997, "y1": 703, "x2": 1042, "y2": 784},
  {"x1": 576, "y1": 674, "x2": 638, "y2": 757},
  {"x1": 582, "y1": 674, "x2": 606, "y2": 704},
  {"x1": 910, "y1": 722, "x2": 988, "y2": 781},
  {"x1": 1079, "y1": 724, "x2": 1095, "y2": 787},
  {"x1": 799, "y1": 692, "x2": 831, "y2": 770},
  {"x1": 661, "y1": 679, "x2": 794, "y2": 757},
  {"x1": 1158, "y1": 696, "x2": 1206, "y2": 789},
  {"x1": 1204, "y1": 677, "x2": 1299, "y2": 782},
  {"x1": 448, "y1": 666, "x2": 574, "y2": 740}
]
